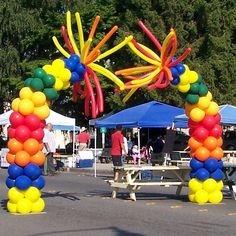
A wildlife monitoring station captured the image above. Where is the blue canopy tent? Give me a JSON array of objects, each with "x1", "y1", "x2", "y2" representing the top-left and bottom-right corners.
[
  {"x1": 174, "y1": 104, "x2": 236, "y2": 125},
  {"x1": 95, "y1": 101, "x2": 186, "y2": 128}
]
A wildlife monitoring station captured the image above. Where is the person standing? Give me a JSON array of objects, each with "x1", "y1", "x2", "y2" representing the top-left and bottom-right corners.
[
  {"x1": 111, "y1": 125, "x2": 127, "y2": 181},
  {"x1": 77, "y1": 127, "x2": 90, "y2": 151},
  {"x1": 43, "y1": 123, "x2": 56, "y2": 175}
]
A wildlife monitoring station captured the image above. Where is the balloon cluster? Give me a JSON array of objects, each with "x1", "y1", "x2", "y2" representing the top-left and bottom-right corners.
[
  {"x1": 43, "y1": 59, "x2": 71, "y2": 92},
  {"x1": 52, "y1": 11, "x2": 133, "y2": 118},
  {"x1": 116, "y1": 21, "x2": 224, "y2": 204}
]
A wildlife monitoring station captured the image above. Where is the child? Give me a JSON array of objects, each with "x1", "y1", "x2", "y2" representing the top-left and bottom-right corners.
[{"x1": 132, "y1": 145, "x2": 139, "y2": 164}]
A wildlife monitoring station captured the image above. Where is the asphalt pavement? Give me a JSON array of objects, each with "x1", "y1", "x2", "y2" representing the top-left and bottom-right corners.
[{"x1": 0, "y1": 163, "x2": 236, "y2": 236}]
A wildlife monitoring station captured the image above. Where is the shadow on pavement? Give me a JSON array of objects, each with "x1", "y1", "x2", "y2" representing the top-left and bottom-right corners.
[
  {"x1": 42, "y1": 191, "x2": 80, "y2": 201},
  {"x1": 27, "y1": 226, "x2": 144, "y2": 236}
]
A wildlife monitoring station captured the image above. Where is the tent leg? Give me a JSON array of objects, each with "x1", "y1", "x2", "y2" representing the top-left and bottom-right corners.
[{"x1": 94, "y1": 128, "x2": 97, "y2": 178}]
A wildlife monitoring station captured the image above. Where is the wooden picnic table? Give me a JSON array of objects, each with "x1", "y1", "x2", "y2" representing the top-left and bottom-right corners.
[
  {"x1": 223, "y1": 162, "x2": 236, "y2": 200},
  {"x1": 106, "y1": 165, "x2": 190, "y2": 201}
]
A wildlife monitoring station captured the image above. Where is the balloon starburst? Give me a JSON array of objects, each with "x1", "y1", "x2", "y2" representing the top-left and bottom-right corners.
[
  {"x1": 52, "y1": 11, "x2": 132, "y2": 118},
  {"x1": 115, "y1": 20, "x2": 192, "y2": 102}
]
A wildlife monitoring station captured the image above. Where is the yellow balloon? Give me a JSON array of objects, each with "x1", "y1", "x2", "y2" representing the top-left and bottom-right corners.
[
  {"x1": 184, "y1": 64, "x2": 190, "y2": 72},
  {"x1": 11, "y1": 98, "x2": 21, "y2": 111},
  {"x1": 33, "y1": 104, "x2": 50, "y2": 120},
  {"x1": 7, "y1": 200, "x2": 17, "y2": 213},
  {"x1": 203, "y1": 178, "x2": 217, "y2": 193},
  {"x1": 188, "y1": 191, "x2": 195, "y2": 202},
  {"x1": 8, "y1": 187, "x2": 24, "y2": 203},
  {"x1": 195, "y1": 189, "x2": 209, "y2": 204},
  {"x1": 179, "y1": 71, "x2": 189, "y2": 85},
  {"x1": 53, "y1": 78, "x2": 64, "y2": 91},
  {"x1": 52, "y1": 59, "x2": 65, "y2": 69},
  {"x1": 19, "y1": 87, "x2": 33, "y2": 100},
  {"x1": 206, "y1": 101, "x2": 219, "y2": 116},
  {"x1": 188, "y1": 178, "x2": 203, "y2": 192},
  {"x1": 25, "y1": 187, "x2": 41, "y2": 202},
  {"x1": 197, "y1": 96, "x2": 210, "y2": 110},
  {"x1": 31, "y1": 198, "x2": 45, "y2": 213},
  {"x1": 208, "y1": 190, "x2": 223, "y2": 204},
  {"x1": 31, "y1": 92, "x2": 46, "y2": 107},
  {"x1": 62, "y1": 81, "x2": 70, "y2": 90},
  {"x1": 18, "y1": 99, "x2": 34, "y2": 116},
  {"x1": 17, "y1": 198, "x2": 32, "y2": 214},
  {"x1": 177, "y1": 83, "x2": 190, "y2": 93},
  {"x1": 216, "y1": 180, "x2": 224, "y2": 191},
  {"x1": 43, "y1": 65, "x2": 54, "y2": 75},
  {"x1": 60, "y1": 68, "x2": 71, "y2": 82},
  {"x1": 190, "y1": 107, "x2": 205, "y2": 122},
  {"x1": 206, "y1": 91, "x2": 212, "y2": 101},
  {"x1": 188, "y1": 70, "x2": 198, "y2": 83}
]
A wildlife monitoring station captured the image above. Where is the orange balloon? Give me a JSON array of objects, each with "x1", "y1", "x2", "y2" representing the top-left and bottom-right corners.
[
  {"x1": 190, "y1": 150, "x2": 195, "y2": 157},
  {"x1": 188, "y1": 137, "x2": 202, "y2": 151},
  {"x1": 194, "y1": 146, "x2": 210, "y2": 161},
  {"x1": 30, "y1": 151, "x2": 46, "y2": 166},
  {"x1": 217, "y1": 137, "x2": 223, "y2": 147},
  {"x1": 7, "y1": 138, "x2": 23, "y2": 154},
  {"x1": 15, "y1": 150, "x2": 30, "y2": 167},
  {"x1": 6, "y1": 153, "x2": 15, "y2": 164},
  {"x1": 203, "y1": 136, "x2": 218, "y2": 151},
  {"x1": 210, "y1": 147, "x2": 223, "y2": 160},
  {"x1": 38, "y1": 142, "x2": 44, "y2": 151},
  {"x1": 23, "y1": 138, "x2": 40, "y2": 155}
]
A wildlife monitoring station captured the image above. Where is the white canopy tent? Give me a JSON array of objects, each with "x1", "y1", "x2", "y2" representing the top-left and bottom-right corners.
[{"x1": 0, "y1": 109, "x2": 79, "y2": 163}]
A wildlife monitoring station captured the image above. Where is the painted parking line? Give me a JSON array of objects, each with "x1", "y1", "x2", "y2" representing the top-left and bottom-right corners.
[
  {"x1": 198, "y1": 209, "x2": 208, "y2": 212},
  {"x1": 170, "y1": 205, "x2": 182, "y2": 209},
  {"x1": 146, "y1": 202, "x2": 156, "y2": 206},
  {"x1": 228, "y1": 212, "x2": 236, "y2": 216}
]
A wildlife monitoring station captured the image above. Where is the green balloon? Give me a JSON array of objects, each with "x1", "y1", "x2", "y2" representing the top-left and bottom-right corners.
[
  {"x1": 189, "y1": 83, "x2": 200, "y2": 94},
  {"x1": 198, "y1": 83, "x2": 208, "y2": 96},
  {"x1": 43, "y1": 88, "x2": 59, "y2": 101},
  {"x1": 24, "y1": 78, "x2": 33, "y2": 87},
  {"x1": 34, "y1": 68, "x2": 46, "y2": 79},
  {"x1": 42, "y1": 74, "x2": 56, "y2": 88},
  {"x1": 197, "y1": 74, "x2": 203, "y2": 84},
  {"x1": 186, "y1": 94, "x2": 199, "y2": 104},
  {"x1": 30, "y1": 78, "x2": 44, "y2": 91}
]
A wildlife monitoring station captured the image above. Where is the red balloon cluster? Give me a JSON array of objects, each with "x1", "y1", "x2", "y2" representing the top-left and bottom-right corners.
[{"x1": 188, "y1": 113, "x2": 223, "y2": 162}]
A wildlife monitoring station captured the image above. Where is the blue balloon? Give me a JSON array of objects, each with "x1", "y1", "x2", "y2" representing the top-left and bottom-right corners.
[
  {"x1": 195, "y1": 168, "x2": 210, "y2": 181},
  {"x1": 31, "y1": 176, "x2": 45, "y2": 190},
  {"x1": 189, "y1": 170, "x2": 196, "y2": 178},
  {"x1": 190, "y1": 158, "x2": 204, "y2": 171},
  {"x1": 6, "y1": 177, "x2": 15, "y2": 189},
  {"x1": 170, "y1": 77, "x2": 180, "y2": 85},
  {"x1": 204, "y1": 158, "x2": 218, "y2": 173},
  {"x1": 171, "y1": 57, "x2": 177, "y2": 62},
  {"x1": 8, "y1": 164, "x2": 24, "y2": 179},
  {"x1": 218, "y1": 160, "x2": 223, "y2": 169},
  {"x1": 70, "y1": 72, "x2": 80, "y2": 84},
  {"x1": 24, "y1": 163, "x2": 42, "y2": 180},
  {"x1": 15, "y1": 175, "x2": 31, "y2": 190},
  {"x1": 170, "y1": 67, "x2": 179, "y2": 78},
  {"x1": 65, "y1": 59, "x2": 77, "y2": 71},
  {"x1": 211, "y1": 168, "x2": 224, "y2": 181},
  {"x1": 175, "y1": 64, "x2": 186, "y2": 75},
  {"x1": 75, "y1": 63, "x2": 86, "y2": 76},
  {"x1": 70, "y1": 54, "x2": 80, "y2": 64}
]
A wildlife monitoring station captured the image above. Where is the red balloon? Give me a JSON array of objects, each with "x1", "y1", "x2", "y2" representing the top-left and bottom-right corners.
[
  {"x1": 8, "y1": 127, "x2": 16, "y2": 139},
  {"x1": 188, "y1": 119, "x2": 200, "y2": 129},
  {"x1": 214, "y1": 113, "x2": 221, "y2": 124},
  {"x1": 201, "y1": 115, "x2": 216, "y2": 130},
  {"x1": 193, "y1": 126, "x2": 209, "y2": 142},
  {"x1": 15, "y1": 125, "x2": 31, "y2": 142},
  {"x1": 31, "y1": 128, "x2": 44, "y2": 141},
  {"x1": 210, "y1": 124, "x2": 223, "y2": 138},
  {"x1": 39, "y1": 120, "x2": 46, "y2": 129},
  {"x1": 9, "y1": 111, "x2": 25, "y2": 128},
  {"x1": 24, "y1": 114, "x2": 41, "y2": 131}
]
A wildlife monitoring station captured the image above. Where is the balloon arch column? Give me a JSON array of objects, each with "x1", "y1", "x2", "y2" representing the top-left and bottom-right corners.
[{"x1": 6, "y1": 11, "x2": 224, "y2": 214}]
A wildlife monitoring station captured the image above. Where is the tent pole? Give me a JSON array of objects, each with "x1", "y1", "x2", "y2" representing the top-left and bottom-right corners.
[
  {"x1": 94, "y1": 128, "x2": 97, "y2": 178},
  {"x1": 138, "y1": 128, "x2": 141, "y2": 166},
  {"x1": 72, "y1": 125, "x2": 75, "y2": 168}
]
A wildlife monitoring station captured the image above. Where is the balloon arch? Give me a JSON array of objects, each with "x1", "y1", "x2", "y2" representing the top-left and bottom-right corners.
[{"x1": 6, "y1": 11, "x2": 224, "y2": 214}]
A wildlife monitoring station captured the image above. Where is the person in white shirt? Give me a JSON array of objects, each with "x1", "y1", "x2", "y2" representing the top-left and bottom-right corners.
[{"x1": 43, "y1": 123, "x2": 56, "y2": 175}]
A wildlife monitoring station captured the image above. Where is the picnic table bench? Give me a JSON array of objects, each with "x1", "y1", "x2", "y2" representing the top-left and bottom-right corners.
[{"x1": 105, "y1": 165, "x2": 190, "y2": 201}]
